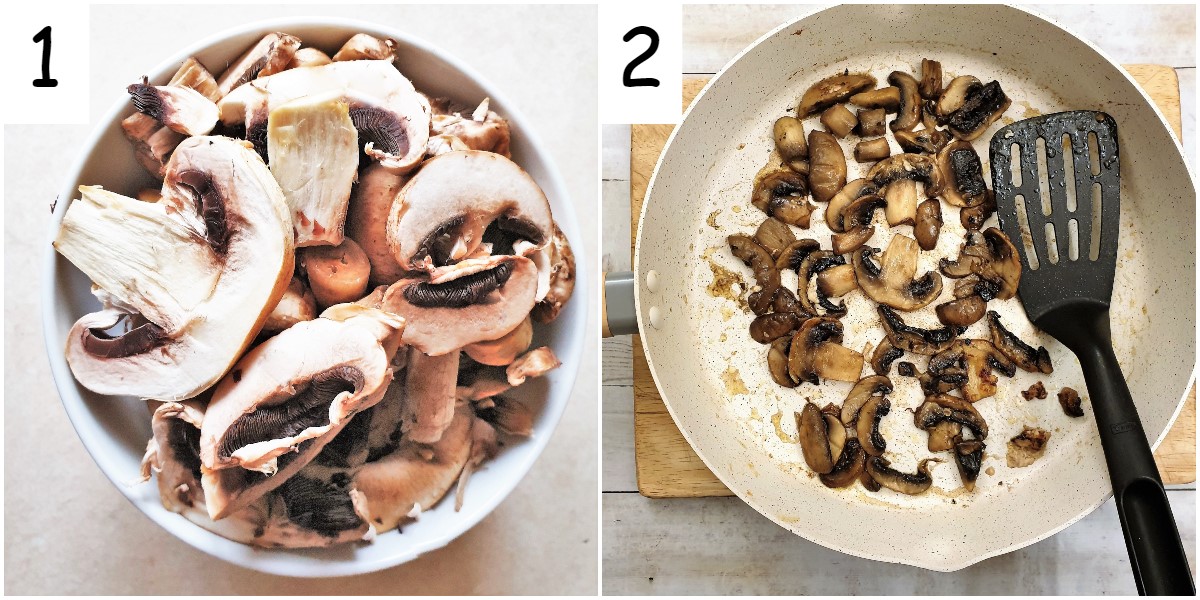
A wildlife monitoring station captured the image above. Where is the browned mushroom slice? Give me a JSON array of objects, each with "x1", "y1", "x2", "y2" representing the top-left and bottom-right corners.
[
  {"x1": 797, "y1": 402, "x2": 835, "y2": 474},
  {"x1": 866, "y1": 153, "x2": 943, "y2": 193},
  {"x1": 927, "y1": 422, "x2": 962, "y2": 452},
  {"x1": 767, "y1": 336, "x2": 797, "y2": 388},
  {"x1": 935, "y1": 295, "x2": 987, "y2": 327},
  {"x1": 826, "y1": 178, "x2": 879, "y2": 232},
  {"x1": 914, "y1": 393, "x2": 989, "y2": 440},
  {"x1": 954, "y1": 438, "x2": 985, "y2": 491},
  {"x1": 796, "y1": 73, "x2": 877, "y2": 118},
  {"x1": 788, "y1": 317, "x2": 863, "y2": 384},
  {"x1": 856, "y1": 396, "x2": 890, "y2": 456},
  {"x1": 961, "y1": 190, "x2": 997, "y2": 231},
  {"x1": 350, "y1": 403, "x2": 475, "y2": 532},
  {"x1": 808, "y1": 130, "x2": 847, "y2": 203},
  {"x1": 894, "y1": 127, "x2": 950, "y2": 155},
  {"x1": 831, "y1": 195, "x2": 886, "y2": 255},
  {"x1": 749, "y1": 312, "x2": 802, "y2": 344},
  {"x1": 901, "y1": 359, "x2": 967, "y2": 397},
  {"x1": 773, "y1": 116, "x2": 808, "y2": 162},
  {"x1": 728, "y1": 235, "x2": 782, "y2": 315},
  {"x1": 796, "y1": 250, "x2": 848, "y2": 316},
  {"x1": 947, "y1": 80, "x2": 1011, "y2": 141},
  {"x1": 856, "y1": 108, "x2": 887, "y2": 137},
  {"x1": 936, "y1": 140, "x2": 989, "y2": 208},
  {"x1": 860, "y1": 469, "x2": 882, "y2": 492},
  {"x1": 751, "y1": 166, "x2": 815, "y2": 227},
  {"x1": 928, "y1": 339, "x2": 1016, "y2": 402},
  {"x1": 852, "y1": 235, "x2": 943, "y2": 311},
  {"x1": 986, "y1": 311, "x2": 1053, "y2": 374},
  {"x1": 754, "y1": 217, "x2": 797, "y2": 259},
  {"x1": 887, "y1": 71, "x2": 922, "y2": 132},
  {"x1": 1007, "y1": 426, "x2": 1051, "y2": 467},
  {"x1": 55, "y1": 137, "x2": 294, "y2": 399},
  {"x1": 820, "y1": 438, "x2": 867, "y2": 488},
  {"x1": 262, "y1": 275, "x2": 317, "y2": 334},
  {"x1": 883, "y1": 179, "x2": 918, "y2": 226},
  {"x1": 878, "y1": 305, "x2": 964, "y2": 355},
  {"x1": 854, "y1": 138, "x2": 890, "y2": 163},
  {"x1": 1058, "y1": 387, "x2": 1085, "y2": 417},
  {"x1": 914, "y1": 197, "x2": 942, "y2": 250},
  {"x1": 198, "y1": 307, "x2": 405, "y2": 520},
  {"x1": 866, "y1": 456, "x2": 938, "y2": 495},
  {"x1": 840, "y1": 375, "x2": 893, "y2": 426},
  {"x1": 1022, "y1": 381, "x2": 1048, "y2": 401},
  {"x1": 953, "y1": 274, "x2": 1000, "y2": 301},
  {"x1": 849, "y1": 87, "x2": 901, "y2": 111},
  {"x1": 821, "y1": 104, "x2": 858, "y2": 138},
  {"x1": 939, "y1": 228, "x2": 1021, "y2": 299},
  {"x1": 775, "y1": 239, "x2": 821, "y2": 272},
  {"x1": 816, "y1": 263, "x2": 857, "y2": 299},
  {"x1": 215, "y1": 33, "x2": 301, "y2": 95},
  {"x1": 870, "y1": 337, "x2": 903, "y2": 375},
  {"x1": 919, "y1": 59, "x2": 943, "y2": 100},
  {"x1": 935, "y1": 76, "x2": 982, "y2": 122}
]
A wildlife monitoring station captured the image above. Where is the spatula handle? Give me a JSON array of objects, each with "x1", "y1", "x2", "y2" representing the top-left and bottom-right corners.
[{"x1": 1066, "y1": 312, "x2": 1195, "y2": 595}]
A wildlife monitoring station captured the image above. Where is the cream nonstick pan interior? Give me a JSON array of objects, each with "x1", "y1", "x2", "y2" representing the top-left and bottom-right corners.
[{"x1": 634, "y1": 5, "x2": 1195, "y2": 571}]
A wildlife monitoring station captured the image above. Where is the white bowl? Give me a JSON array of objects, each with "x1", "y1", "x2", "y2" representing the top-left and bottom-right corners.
[{"x1": 42, "y1": 17, "x2": 586, "y2": 578}]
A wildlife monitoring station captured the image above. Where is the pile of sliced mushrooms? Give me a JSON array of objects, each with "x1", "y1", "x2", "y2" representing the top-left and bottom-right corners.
[
  {"x1": 53, "y1": 32, "x2": 575, "y2": 548},
  {"x1": 729, "y1": 60, "x2": 1083, "y2": 496}
]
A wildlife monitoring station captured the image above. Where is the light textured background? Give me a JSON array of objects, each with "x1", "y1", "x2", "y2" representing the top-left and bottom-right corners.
[
  {"x1": 5, "y1": 4, "x2": 598, "y2": 595},
  {"x1": 603, "y1": 3, "x2": 1197, "y2": 595}
]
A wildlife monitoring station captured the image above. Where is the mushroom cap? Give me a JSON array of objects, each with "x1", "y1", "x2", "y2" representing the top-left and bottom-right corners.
[
  {"x1": 57, "y1": 136, "x2": 294, "y2": 399},
  {"x1": 387, "y1": 150, "x2": 554, "y2": 270},
  {"x1": 198, "y1": 307, "x2": 405, "y2": 519}
]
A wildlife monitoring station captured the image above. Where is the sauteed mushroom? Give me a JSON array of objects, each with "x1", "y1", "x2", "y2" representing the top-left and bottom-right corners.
[
  {"x1": 914, "y1": 393, "x2": 989, "y2": 440},
  {"x1": 866, "y1": 456, "x2": 938, "y2": 495},
  {"x1": 1058, "y1": 387, "x2": 1085, "y2": 417},
  {"x1": 752, "y1": 166, "x2": 815, "y2": 227},
  {"x1": 960, "y1": 190, "x2": 997, "y2": 231},
  {"x1": 773, "y1": 116, "x2": 808, "y2": 162},
  {"x1": 831, "y1": 195, "x2": 886, "y2": 254},
  {"x1": 884, "y1": 178, "x2": 918, "y2": 226},
  {"x1": 927, "y1": 339, "x2": 1016, "y2": 402},
  {"x1": 821, "y1": 104, "x2": 858, "y2": 138},
  {"x1": 852, "y1": 235, "x2": 943, "y2": 311},
  {"x1": 807, "y1": 130, "x2": 847, "y2": 203},
  {"x1": 946, "y1": 80, "x2": 1011, "y2": 141},
  {"x1": 954, "y1": 439, "x2": 985, "y2": 492},
  {"x1": 940, "y1": 228, "x2": 1021, "y2": 299},
  {"x1": 935, "y1": 76, "x2": 982, "y2": 122},
  {"x1": 768, "y1": 337, "x2": 798, "y2": 388},
  {"x1": 935, "y1": 295, "x2": 987, "y2": 327},
  {"x1": 887, "y1": 71, "x2": 922, "y2": 132},
  {"x1": 816, "y1": 263, "x2": 857, "y2": 300},
  {"x1": 856, "y1": 108, "x2": 887, "y2": 137},
  {"x1": 840, "y1": 375, "x2": 893, "y2": 426},
  {"x1": 826, "y1": 178, "x2": 879, "y2": 232},
  {"x1": 754, "y1": 217, "x2": 798, "y2": 259},
  {"x1": 893, "y1": 127, "x2": 949, "y2": 155},
  {"x1": 936, "y1": 140, "x2": 989, "y2": 207},
  {"x1": 878, "y1": 305, "x2": 964, "y2": 355},
  {"x1": 776, "y1": 239, "x2": 821, "y2": 272},
  {"x1": 750, "y1": 312, "x2": 802, "y2": 344},
  {"x1": 854, "y1": 138, "x2": 891, "y2": 163},
  {"x1": 796, "y1": 72, "x2": 877, "y2": 118},
  {"x1": 914, "y1": 197, "x2": 942, "y2": 250},
  {"x1": 987, "y1": 311, "x2": 1053, "y2": 374},
  {"x1": 919, "y1": 59, "x2": 943, "y2": 100},
  {"x1": 867, "y1": 153, "x2": 942, "y2": 193},
  {"x1": 870, "y1": 337, "x2": 903, "y2": 375},
  {"x1": 1007, "y1": 426, "x2": 1051, "y2": 467},
  {"x1": 728, "y1": 235, "x2": 782, "y2": 315},
  {"x1": 797, "y1": 402, "x2": 836, "y2": 474},
  {"x1": 849, "y1": 86, "x2": 901, "y2": 111},
  {"x1": 796, "y1": 250, "x2": 848, "y2": 316},
  {"x1": 820, "y1": 438, "x2": 867, "y2": 488},
  {"x1": 856, "y1": 396, "x2": 890, "y2": 456},
  {"x1": 788, "y1": 316, "x2": 864, "y2": 384}
]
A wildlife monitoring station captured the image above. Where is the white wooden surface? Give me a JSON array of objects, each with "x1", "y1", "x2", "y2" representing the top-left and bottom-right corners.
[{"x1": 602, "y1": 4, "x2": 1196, "y2": 594}]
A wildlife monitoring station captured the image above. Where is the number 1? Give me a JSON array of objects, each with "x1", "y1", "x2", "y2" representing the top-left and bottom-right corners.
[{"x1": 33, "y1": 26, "x2": 58, "y2": 88}]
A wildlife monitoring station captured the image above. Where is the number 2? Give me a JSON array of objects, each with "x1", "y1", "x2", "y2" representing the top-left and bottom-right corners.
[
  {"x1": 622, "y1": 26, "x2": 660, "y2": 88},
  {"x1": 33, "y1": 26, "x2": 58, "y2": 88}
]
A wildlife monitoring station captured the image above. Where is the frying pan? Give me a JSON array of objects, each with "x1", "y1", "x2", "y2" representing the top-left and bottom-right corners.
[{"x1": 604, "y1": 4, "x2": 1195, "y2": 572}]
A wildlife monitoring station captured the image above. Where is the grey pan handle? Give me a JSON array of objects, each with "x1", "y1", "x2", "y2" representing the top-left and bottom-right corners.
[{"x1": 602, "y1": 271, "x2": 637, "y2": 337}]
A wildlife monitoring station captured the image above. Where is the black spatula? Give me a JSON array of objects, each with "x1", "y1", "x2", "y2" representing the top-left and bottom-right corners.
[{"x1": 990, "y1": 111, "x2": 1194, "y2": 595}]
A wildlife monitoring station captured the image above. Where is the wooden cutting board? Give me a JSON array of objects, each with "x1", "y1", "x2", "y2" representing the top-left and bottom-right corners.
[{"x1": 631, "y1": 65, "x2": 1195, "y2": 498}]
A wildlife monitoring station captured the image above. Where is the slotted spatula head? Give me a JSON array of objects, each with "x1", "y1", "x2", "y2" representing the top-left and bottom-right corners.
[{"x1": 988, "y1": 111, "x2": 1120, "y2": 324}]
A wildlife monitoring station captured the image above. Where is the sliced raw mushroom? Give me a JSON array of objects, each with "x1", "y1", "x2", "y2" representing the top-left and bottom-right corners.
[
  {"x1": 946, "y1": 80, "x2": 1011, "y2": 141},
  {"x1": 865, "y1": 456, "x2": 938, "y2": 495},
  {"x1": 773, "y1": 116, "x2": 808, "y2": 164},
  {"x1": 854, "y1": 138, "x2": 891, "y2": 163},
  {"x1": 122, "y1": 58, "x2": 221, "y2": 179},
  {"x1": 807, "y1": 130, "x2": 847, "y2": 203},
  {"x1": 954, "y1": 438, "x2": 985, "y2": 491},
  {"x1": 144, "y1": 400, "x2": 208, "y2": 513},
  {"x1": 826, "y1": 178, "x2": 879, "y2": 232},
  {"x1": 465, "y1": 316, "x2": 532, "y2": 365},
  {"x1": 884, "y1": 178, "x2": 918, "y2": 226},
  {"x1": 856, "y1": 108, "x2": 888, "y2": 137},
  {"x1": 820, "y1": 104, "x2": 857, "y2": 138},
  {"x1": 55, "y1": 136, "x2": 294, "y2": 399},
  {"x1": 268, "y1": 91, "x2": 360, "y2": 247},
  {"x1": 506, "y1": 347, "x2": 561, "y2": 386},
  {"x1": 198, "y1": 306, "x2": 405, "y2": 519},
  {"x1": 767, "y1": 337, "x2": 797, "y2": 388},
  {"x1": 870, "y1": 337, "x2": 903, "y2": 375},
  {"x1": 866, "y1": 153, "x2": 942, "y2": 193},
  {"x1": 787, "y1": 316, "x2": 864, "y2": 384},
  {"x1": 301, "y1": 238, "x2": 372, "y2": 308},
  {"x1": 288, "y1": 47, "x2": 333, "y2": 69},
  {"x1": 1058, "y1": 387, "x2": 1085, "y2": 417},
  {"x1": 919, "y1": 59, "x2": 943, "y2": 100},
  {"x1": 927, "y1": 339, "x2": 1016, "y2": 402},
  {"x1": 914, "y1": 197, "x2": 942, "y2": 250},
  {"x1": 345, "y1": 163, "x2": 410, "y2": 286},
  {"x1": 218, "y1": 60, "x2": 432, "y2": 174},
  {"x1": 893, "y1": 127, "x2": 950, "y2": 155},
  {"x1": 986, "y1": 311, "x2": 1053, "y2": 374},
  {"x1": 796, "y1": 72, "x2": 877, "y2": 118},
  {"x1": 262, "y1": 275, "x2": 317, "y2": 334},
  {"x1": 878, "y1": 305, "x2": 964, "y2": 355},
  {"x1": 936, "y1": 140, "x2": 989, "y2": 207},
  {"x1": 849, "y1": 86, "x2": 901, "y2": 111},
  {"x1": 215, "y1": 33, "x2": 301, "y2": 95},
  {"x1": 388, "y1": 151, "x2": 553, "y2": 271},
  {"x1": 935, "y1": 76, "x2": 982, "y2": 122},
  {"x1": 914, "y1": 393, "x2": 989, "y2": 440},
  {"x1": 887, "y1": 71, "x2": 921, "y2": 132},
  {"x1": 531, "y1": 222, "x2": 576, "y2": 323},
  {"x1": 797, "y1": 402, "x2": 835, "y2": 474},
  {"x1": 402, "y1": 349, "x2": 460, "y2": 444},
  {"x1": 432, "y1": 97, "x2": 512, "y2": 157},
  {"x1": 840, "y1": 375, "x2": 893, "y2": 426},
  {"x1": 127, "y1": 78, "x2": 219, "y2": 136},
  {"x1": 263, "y1": 462, "x2": 371, "y2": 546},
  {"x1": 939, "y1": 227, "x2": 1021, "y2": 299},
  {"x1": 820, "y1": 438, "x2": 866, "y2": 489},
  {"x1": 1007, "y1": 426, "x2": 1051, "y2": 467},
  {"x1": 754, "y1": 217, "x2": 797, "y2": 259},
  {"x1": 856, "y1": 396, "x2": 891, "y2": 456},
  {"x1": 350, "y1": 402, "x2": 474, "y2": 533},
  {"x1": 831, "y1": 195, "x2": 886, "y2": 255},
  {"x1": 751, "y1": 165, "x2": 814, "y2": 227},
  {"x1": 852, "y1": 235, "x2": 944, "y2": 311},
  {"x1": 332, "y1": 33, "x2": 395, "y2": 62},
  {"x1": 935, "y1": 295, "x2": 987, "y2": 327}
]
